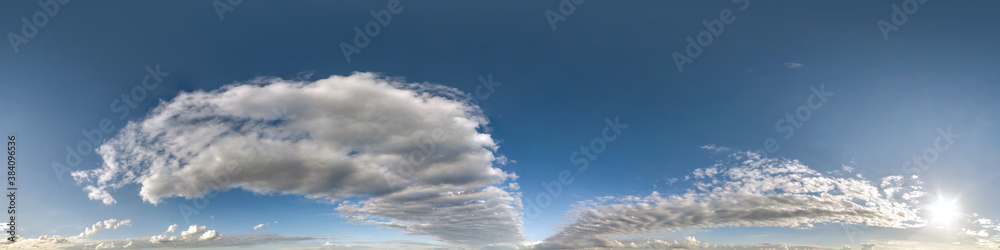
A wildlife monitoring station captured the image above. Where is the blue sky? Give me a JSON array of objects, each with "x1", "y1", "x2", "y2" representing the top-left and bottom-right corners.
[{"x1": 2, "y1": 0, "x2": 999, "y2": 249}]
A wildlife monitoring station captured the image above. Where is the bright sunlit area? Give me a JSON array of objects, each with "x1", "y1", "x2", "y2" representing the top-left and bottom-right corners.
[{"x1": 927, "y1": 196, "x2": 962, "y2": 226}]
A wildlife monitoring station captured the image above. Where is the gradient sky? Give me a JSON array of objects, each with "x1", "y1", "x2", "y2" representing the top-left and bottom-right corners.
[{"x1": 1, "y1": 0, "x2": 999, "y2": 249}]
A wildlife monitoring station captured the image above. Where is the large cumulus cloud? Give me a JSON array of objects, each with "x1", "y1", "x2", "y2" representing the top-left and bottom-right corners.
[{"x1": 71, "y1": 72, "x2": 523, "y2": 245}]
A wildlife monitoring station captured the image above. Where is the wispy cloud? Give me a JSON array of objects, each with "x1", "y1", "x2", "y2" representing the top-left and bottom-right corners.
[
  {"x1": 959, "y1": 213, "x2": 1000, "y2": 248},
  {"x1": 538, "y1": 152, "x2": 926, "y2": 248},
  {"x1": 337, "y1": 185, "x2": 524, "y2": 245},
  {"x1": 785, "y1": 62, "x2": 804, "y2": 69},
  {"x1": 699, "y1": 144, "x2": 730, "y2": 152}
]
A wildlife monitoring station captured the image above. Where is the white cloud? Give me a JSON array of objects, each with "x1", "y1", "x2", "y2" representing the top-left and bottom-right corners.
[
  {"x1": 958, "y1": 214, "x2": 1000, "y2": 248},
  {"x1": 699, "y1": 144, "x2": 730, "y2": 152},
  {"x1": 77, "y1": 219, "x2": 131, "y2": 238},
  {"x1": 83, "y1": 185, "x2": 116, "y2": 205},
  {"x1": 73, "y1": 73, "x2": 523, "y2": 246},
  {"x1": 665, "y1": 177, "x2": 678, "y2": 186},
  {"x1": 145, "y1": 233, "x2": 313, "y2": 248},
  {"x1": 181, "y1": 225, "x2": 215, "y2": 239},
  {"x1": 539, "y1": 152, "x2": 926, "y2": 248},
  {"x1": 164, "y1": 224, "x2": 178, "y2": 234},
  {"x1": 252, "y1": 223, "x2": 268, "y2": 230},
  {"x1": 785, "y1": 62, "x2": 804, "y2": 69},
  {"x1": 2, "y1": 221, "x2": 306, "y2": 249},
  {"x1": 2, "y1": 233, "x2": 314, "y2": 249},
  {"x1": 199, "y1": 230, "x2": 220, "y2": 241},
  {"x1": 524, "y1": 236, "x2": 834, "y2": 249},
  {"x1": 149, "y1": 234, "x2": 180, "y2": 243},
  {"x1": 94, "y1": 241, "x2": 115, "y2": 249},
  {"x1": 322, "y1": 241, "x2": 353, "y2": 248},
  {"x1": 37, "y1": 235, "x2": 69, "y2": 244}
]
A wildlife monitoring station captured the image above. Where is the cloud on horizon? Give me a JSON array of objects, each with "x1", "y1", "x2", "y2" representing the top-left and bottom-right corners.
[
  {"x1": 3, "y1": 233, "x2": 315, "y2": 249},
  {"x1": 537, "y1": 152, "x2": 927, "y2": 248},
  {"x1": 77, "y1": 219, "x2": 131, "y2": 238},
  {"x1": 1, "y1": 219, "x2": 317, "y2": 249}
]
